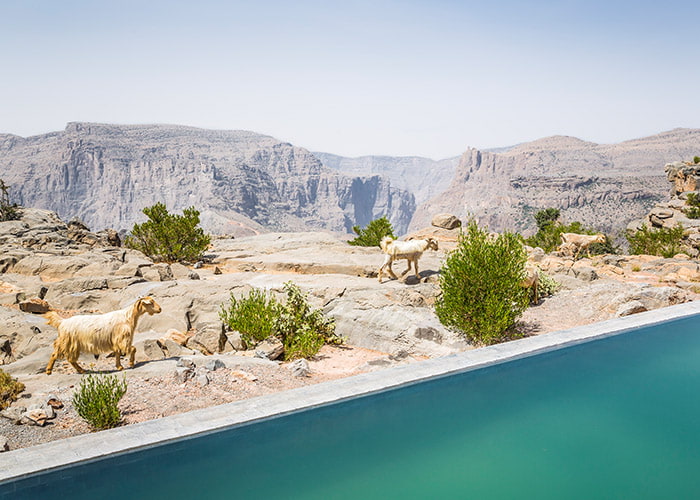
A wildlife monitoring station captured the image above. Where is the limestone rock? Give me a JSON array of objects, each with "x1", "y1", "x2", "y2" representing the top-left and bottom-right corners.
[
  {"x1": 431, "y1": 213, "x2": 461, "y2": 230},
  {"x1": 0, "y1": 435, "x2": 8, "y2": 452},
  {"x1": 174, "y1": 366, "x2": 194, "y2": 384},
  {"x1": 135, "y1": 339, "x2": 166, "y2": 362},
  {"x1": 205, "y1": 359, "x2": 226, "y2": 371},
  {"x1": 21, "y1": 408, "x2": 48, "y2": 426},
  {"x1": 255, "y1": 338, "x2": 284, "y2": 361},
  {"x1": 616, "y1": 300, "x2": 648, "y2": 317},
  {"x1": 288, "y1": 358, "x2": 310, "y2": 377},
  {"x1": 18, "y1": 298, "x2": 50, "y2": 314}
]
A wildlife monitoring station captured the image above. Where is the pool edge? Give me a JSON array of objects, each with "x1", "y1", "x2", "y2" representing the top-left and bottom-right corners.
[{"x1": 2, "y1": 300, "x2": 699, "y2": 483}]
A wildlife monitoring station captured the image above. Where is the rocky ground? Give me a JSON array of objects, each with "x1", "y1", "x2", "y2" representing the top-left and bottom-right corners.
[{"x1": 0, "y1": 208, "x2": 697, "y2": 452}]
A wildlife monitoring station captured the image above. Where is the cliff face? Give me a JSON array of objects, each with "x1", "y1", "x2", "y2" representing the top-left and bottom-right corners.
[
  {"x1": 0, "y1": 123, "x2": 415, "y2": 236},
  {"x1": 313, "y1": 152, "x2": 459, "y2": 205},
  {"x1": 412, "y1": 129, "x2": 700, "y2": 234}
]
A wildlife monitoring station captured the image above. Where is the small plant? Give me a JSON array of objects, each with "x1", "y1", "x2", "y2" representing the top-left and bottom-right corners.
[
  {"x1": 0, "y1": 369, "x2": 25, "y2": 410},
  {"x1": 0, "y1": 179, "x2": 20, "y2": 222},
  {"x1": 348, "y1": 216, "x2": 395, "y2": 247},
  {"x1": 219, "y1": 288, "x2": 280, "y2": 348},
  {"x1": 72, "y1": 373, "x2": 127, "y2": 430},
  {"x1": 685, "y1": 192, "x2": 700, "y2": 219},
  {"x1": 626, "y1": 223, "x2": 685, "y2": 258},
  {"x1": 693, "y1": 156, "x2": 700, "y2": 164},
  {"x1": 435, "y1": 221, "x2": 529, "y2": 345},
  {"x1": 537, "y1": 270, "x2": 560, "y2": 298},
  {"x1": 275, "y1": 282, "x2": 342, "y2": 360},
  {"x1": 631, "y1": 264, "x2": 642, "y2": 272},
  {"x1": 124, "y1": 202, "x2": 211, "y2": 263}
]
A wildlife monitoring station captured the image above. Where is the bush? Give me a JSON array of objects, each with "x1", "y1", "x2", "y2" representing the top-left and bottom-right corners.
[
  {"x1": 219, "y1": 288, "x2": 279, "y2": 348},
  {"x1": 626, "y1": 223, "x2": 685, "y2": 258},
  {"x1": 435, "y1": 221, "x2": 529, "y2": 345},
  {"x1": 124, "y1": 203, "x2": 211, "y2": 263},
  {"x1": 534, "y1": 208, "x2": 560, "y2": 231},
  {"x1": 0, "y1": 179, "x2": 19, "y2": 222},
  {"x1": 0, "y1": 369, "x2": 25, "y2": 410},
  {"x1": 693, "y1": 156, "x2": 700, "y2": 164},
  {"x1": 348, "y1": 216, "x2": 395, "y2": 246},
  {"x1": 275, "y1": 282, "x2": 342, "y2": 360},
  {"x1": 537, "y1": 270, "x2": 560, "y2": 298},
  {"x1": 219, "y1": 282, "x2": 343, "y2": 360},
  {"x1": 685, "y1": 192, "x2": 700, "y2": 219},
  {"x1": 525, "y1": 216, "x2": 614, "y2": 256},
  {"x1": 72, "y1": 373, "x2": 127, "y2": 430}
]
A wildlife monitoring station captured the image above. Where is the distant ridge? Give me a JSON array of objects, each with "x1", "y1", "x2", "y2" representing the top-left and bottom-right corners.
[
  {"x1": 412, "y1": 128, "x2": 700, "y2": 234},
  {"x1": 0, "y1": 123, "x2": 415, "y2": 236}
]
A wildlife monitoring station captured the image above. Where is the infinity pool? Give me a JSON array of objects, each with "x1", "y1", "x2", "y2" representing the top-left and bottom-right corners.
[{"x1": 3, "y1": 313, "x2": 700, "y2": 499}]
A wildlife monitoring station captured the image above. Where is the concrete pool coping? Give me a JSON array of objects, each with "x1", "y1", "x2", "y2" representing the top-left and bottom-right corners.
[{"x1": 2, "y1": 300, "x2": 700, "y2": 484}]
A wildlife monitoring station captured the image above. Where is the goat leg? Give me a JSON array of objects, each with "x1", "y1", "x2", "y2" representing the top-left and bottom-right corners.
[
  {"x1": 45, "y1": 350, "x2": 59, "y2": 375},
  {"x1": 114, "y1": 351, "x2": 123, "y2": 371}
]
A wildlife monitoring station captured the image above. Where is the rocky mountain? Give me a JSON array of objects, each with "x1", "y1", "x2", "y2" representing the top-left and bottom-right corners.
[
  {"x1": 0, "y1": 123, "x2": 415, "y2": 236},
  {"x1": 411, "y1": 129, "x2": 700, "y2": 235},
  {"x1": 313, "y1": 152, "x2": 460, "y2": 204}
]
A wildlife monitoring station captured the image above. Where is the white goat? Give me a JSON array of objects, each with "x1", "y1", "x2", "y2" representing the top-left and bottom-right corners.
[
  {"x1": 378, "y1": 236, "x2": 439, "y2": 283},
  {"x1": 44, "y1": 296, "x2": 162, "y2": 375},
  {"x1": 558, "y1": 233, "x2": 606, "y2": 259}
]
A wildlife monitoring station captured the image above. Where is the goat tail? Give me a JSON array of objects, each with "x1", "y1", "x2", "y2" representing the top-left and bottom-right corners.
[
  {"x1": 380, "y1": 236, "x2": 394, "y2": 252},
  {"x1": 44, "y1": 311, "x2": 63, "y2": 328}
]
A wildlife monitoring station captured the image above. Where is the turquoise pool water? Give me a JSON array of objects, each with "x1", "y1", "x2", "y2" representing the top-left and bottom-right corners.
[{"x1": 3, "y1": 315, "x2": 700, "y2": 499}]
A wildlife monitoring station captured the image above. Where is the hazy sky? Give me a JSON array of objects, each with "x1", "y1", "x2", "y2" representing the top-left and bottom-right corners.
[{"x1": 1, "y1": 0, "x2": 698, "y2": 158}]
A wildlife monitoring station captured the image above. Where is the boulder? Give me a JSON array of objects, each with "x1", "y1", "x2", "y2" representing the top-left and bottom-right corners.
[
  {"x1": 134, "y1": 339, "x2": 166, "y2": 362},
  {"x1": 288, "y1": 358, "x2": 310, "y2": 377},
  {"x1": 205, "y1": 359, "x2": 226, "y2": 371},
  {"x1": 255, "y1": 338, "x2": 284, "y2": 361},
  {"x1": 616, "y1": 300, "x2": 647, "y2": 317},
  {"x1": 174, "y1": 366, "x2": 194, "y2": 384},
  {"x1": 18, "y1": 298, "x2": 50, "y2": 314},
  {"x1": 157, "y1": 338, "x2": 195, "y2": 357},
  {"x1": 170, "y1": 263, "x2": 200, "y2": 280},
  {"x1": 431, "y1": 213, "x2": 461, "y2": 230},
  {"x1": 141, "y1": 264, "x2": 174, "y2": 282}
]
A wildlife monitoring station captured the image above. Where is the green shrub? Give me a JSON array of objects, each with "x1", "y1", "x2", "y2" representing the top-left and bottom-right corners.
[
  {"x1": 0, "y1": 369, "x2": 25, "y2": 410},
  {"x1": 72, "y1": 373, "x2": 127, "y2": 430},
  {"x1": 685, "y1": 192, "x2": 700, "y2": 219},
  {"x1": 348, "y1": 216, "x2": 395, "y2": 246},
  {"x1": 275, "y1": 282, "x2": 342, "y2": 360},
  {"x1": 219, "y1": 288, "x2": 279, "y2": 348},
  {"x1": 693, "y1": 156, "x2": 700, "y2": 164},
  {"x1": 219, "y1": 282, "x2": 342, "y2": 359},
  {"x1": 534, "y1": 208, "x2": 560, "y2": 231},
  {"x1": 435, "y1": 221, "x2": 529, "y2": 345},
  {"x1": 525, "y1": 216, "x2": 614, "y2": 256},
  {"x1": 124, "y1": 202, "x2": 211, "y2": 263},
  {"x1": 0, "y1": 179, "x2": 19, "y2": 222},
  {"x1": 626, "y1": 223, "x2": 685, "y2": 258}
]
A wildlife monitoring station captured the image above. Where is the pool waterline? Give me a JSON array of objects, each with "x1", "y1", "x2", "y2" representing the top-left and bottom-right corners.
[{"x1": 2, "y1": 300, "x2": 700, "y2": 484}]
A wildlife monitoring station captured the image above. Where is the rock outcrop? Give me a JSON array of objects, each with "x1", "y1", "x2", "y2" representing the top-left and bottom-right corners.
[
  {"x1": 412, "y1": 129, "x2": 700, "y2": 234},
  {"x1": 627, "y1": 160, "x2": 700, "y2": 256},
  {"x1": 0, "y1": 123, "x2": 415, "y2": 236}
]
